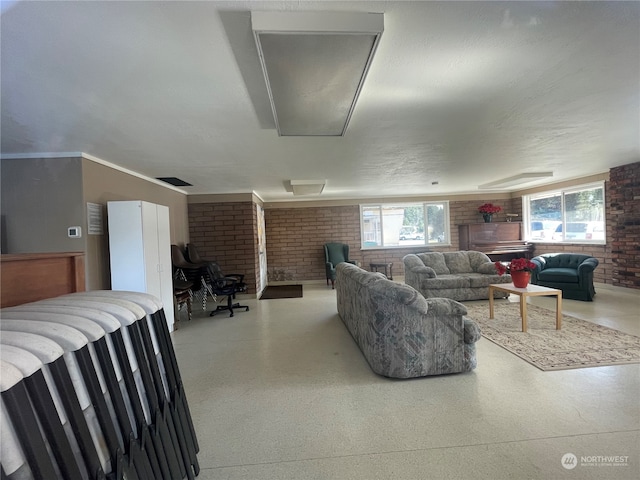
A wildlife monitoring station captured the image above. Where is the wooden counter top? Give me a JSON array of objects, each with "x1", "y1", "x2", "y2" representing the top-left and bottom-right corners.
[{"x1": 1, "y1": 252, "x2": 85, "y2": 307}]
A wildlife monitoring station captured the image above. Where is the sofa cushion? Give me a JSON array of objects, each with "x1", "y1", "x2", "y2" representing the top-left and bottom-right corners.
[
  {"x1": 538, "y1": 268, "x2": 579, "y2": 283},
  {"x1": 423, "y1": 275, "x2": 469, "y2": 289},
  {"x1": 417, "y1": 252, "x2": 450, "y2": 275},
  {"x1": 465, "y1": 273, "x2": 501, "y2": 288},
  {"x1": 444, "y1": 252, "x2": 473, "y2": 274}
]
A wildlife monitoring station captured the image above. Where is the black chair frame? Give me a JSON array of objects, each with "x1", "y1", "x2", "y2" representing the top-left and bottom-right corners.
[{"x1": 206, "y1": 263, "x2": 249, "y2": 317}]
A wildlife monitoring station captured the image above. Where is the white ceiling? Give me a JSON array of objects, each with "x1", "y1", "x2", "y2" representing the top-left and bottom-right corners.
[{"x1": 1, "y1": 1, "x2": 639, "y2": 202}]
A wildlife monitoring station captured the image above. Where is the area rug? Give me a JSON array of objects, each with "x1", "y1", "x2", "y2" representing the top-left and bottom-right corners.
[
  {"x1": 259, "y1": 285, "x2": 303, "y2": 300},
  {"x1": 463, "y1": 301, "x2": 640, "y2": 371}
]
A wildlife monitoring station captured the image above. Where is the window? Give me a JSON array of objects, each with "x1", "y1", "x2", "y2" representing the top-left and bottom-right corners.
[
  {"x1": 361, "y1": 201, "x2": 450, "y2": 248},
  {"x1": 523, "y1": 182, "x2": 605, "y2": 243}
]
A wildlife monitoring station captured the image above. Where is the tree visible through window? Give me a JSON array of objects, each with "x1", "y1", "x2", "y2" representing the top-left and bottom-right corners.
[{"x1": 361, "y1": 202, "x2": 450, "y2": 248}]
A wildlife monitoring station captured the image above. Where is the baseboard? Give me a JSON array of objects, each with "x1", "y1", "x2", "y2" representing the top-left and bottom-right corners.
[{"x1": 266, "y1": 279, "x2": 325, "y2": 286}]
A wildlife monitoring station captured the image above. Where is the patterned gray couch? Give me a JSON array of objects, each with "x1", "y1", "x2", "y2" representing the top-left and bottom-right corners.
[
  {"x1": 403, "y1": 251, "x2": 511, "y2": 302},
  {"x1": 335, "y1": 262, "x2": 481, "y2": 378}
]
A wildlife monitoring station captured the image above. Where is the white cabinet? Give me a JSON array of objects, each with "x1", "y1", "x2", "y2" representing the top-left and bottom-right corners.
[{"x1": 107, "y1": 201, "x2": 175, "y2": 331}]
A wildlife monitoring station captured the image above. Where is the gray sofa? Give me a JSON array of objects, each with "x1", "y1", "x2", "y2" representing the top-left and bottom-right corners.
[
  {"x1": 335, "y1": 262, "x2": 481, "y2": 378},
  {"x1": 403, "y1": 251, "x2": 511, "y2": 302}
]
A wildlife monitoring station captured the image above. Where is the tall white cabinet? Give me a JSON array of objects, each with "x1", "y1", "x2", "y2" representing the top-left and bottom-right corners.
[{"x1": 107, "y1": 200, "x2": 175, "y2": 331}]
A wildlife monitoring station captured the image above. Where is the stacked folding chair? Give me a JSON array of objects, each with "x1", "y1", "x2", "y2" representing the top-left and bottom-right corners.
[{"x1": 0, "y1": 290, "x2": 200, "y2": 480}]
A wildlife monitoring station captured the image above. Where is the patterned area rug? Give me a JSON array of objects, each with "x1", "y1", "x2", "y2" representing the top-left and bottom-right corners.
[{"x1": 463, "y1": 301, "x2": 640, "y2": 371}]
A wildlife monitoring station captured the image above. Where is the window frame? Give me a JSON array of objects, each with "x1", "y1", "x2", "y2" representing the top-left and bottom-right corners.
[
  {"x1": 360, "y1": 201, "x2": 451, "y2": 249},
  {"x1": 522, "y1": 181, "x2": 606, "y2": 245}
]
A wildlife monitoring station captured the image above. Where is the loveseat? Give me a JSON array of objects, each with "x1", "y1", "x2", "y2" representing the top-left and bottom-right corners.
[
  {"x1": 335, "y1": 262, "x2": 481, "y2": 378},
  {"x1": 531, "y1": 253, "x2": 599, "y2": 301},
  {"x1": 403, "y1": 251, "x2": 511, "y2": 301}
]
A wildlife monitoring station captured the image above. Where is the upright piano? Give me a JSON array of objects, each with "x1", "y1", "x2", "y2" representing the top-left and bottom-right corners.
[{"x1": 458, "y1": 222, "x2": 533, "y2": 261}]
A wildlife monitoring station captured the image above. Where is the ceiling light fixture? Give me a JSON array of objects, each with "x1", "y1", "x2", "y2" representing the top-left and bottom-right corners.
[
  {"x1": 252, "y1": 11, "x2": 384, "y2": 136},
  {"x1": 478, "y1": 172, "x2": 554, "y2": 189},
  {"x1": 290, "y1": 180, "x2": 326, "y2": 196}
]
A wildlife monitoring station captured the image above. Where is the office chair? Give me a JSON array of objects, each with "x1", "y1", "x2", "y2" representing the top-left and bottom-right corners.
[{"x1": 206, "y1": 263, "x2": 249, "y2": 317}]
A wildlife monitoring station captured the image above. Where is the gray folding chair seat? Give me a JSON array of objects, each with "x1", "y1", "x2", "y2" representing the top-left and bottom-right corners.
[
  {"x1": 61, "y1": 293, "x2": 193, "y2": 479},
  {"x1": 1, "y1": 345, "x2": 85, "y2": 480},
  {"x1": 2, "y1": 291, "x2": 200, "y2": 480},
  {"x1": 6, "y1": 304, "x2": 161, "y2": 480},
  {"x1": 76, "y1": 292, "x2": 199, "y2": 455},
  {"x1": 1, "y1": 360, "x2": 58, "y2": 480},
  {"x1": 1, "y1": 330, "x2": 107, "y2": 480},
  {"x1": 22, "y1": 299, "x2": 176, "y2": 480},
  {"x1": 0, "y1": 318, "x2": 132, "y2": 478}
]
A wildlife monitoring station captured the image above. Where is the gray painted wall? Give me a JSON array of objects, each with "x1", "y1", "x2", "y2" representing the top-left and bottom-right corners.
[
  {"x1": 1, "y1": 157, "x2": 85, "y2": 253},
  {"x1": 0, "y1": 155, "x2": 190, "y2": 290}
]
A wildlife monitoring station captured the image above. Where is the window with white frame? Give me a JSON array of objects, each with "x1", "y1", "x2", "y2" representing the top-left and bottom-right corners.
[
  {"x1": 360, "y1": 201, "x2": 450, "y2": 248},
  {"x1": 523, "y1": 182, "x2": 605, "y2": 243}
]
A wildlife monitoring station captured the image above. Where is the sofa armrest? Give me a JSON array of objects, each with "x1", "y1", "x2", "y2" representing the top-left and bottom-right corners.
[
  {"x1": 531, "y1": 256, "x2": 546, "y2": 283},
  {"x1": 417, "y1": 266, "x2": 437, "y2": 277},
  {"x1": 463, "y1": 318, "x2": 482, "y2": 344},
  {"x1": 476, "y1": 263, "x2": 498, "y2": 275},
  {"x1": 404, "y1": 254, "x2": 437, "y2": 278},
  {"x1": 578, "y1": 257, "x2": 599, "y2": 273},
  {"x1": 577, "y1": 257, "x2": 599, "y2": 286},
  {"x1": 425, "y1": 297, "x2": 467, "y2": 316}
]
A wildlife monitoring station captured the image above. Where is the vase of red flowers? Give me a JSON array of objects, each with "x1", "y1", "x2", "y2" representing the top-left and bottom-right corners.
[
  {"x1": 478, "y1": 203, "x2": 502, "y2": 222},
  {"x1": 495, "y1": 258, "x2": 537, "y2": 288}
]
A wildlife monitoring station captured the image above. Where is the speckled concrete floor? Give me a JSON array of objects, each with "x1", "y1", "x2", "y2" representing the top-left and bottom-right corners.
[{"x1": 172, "y1": 282, "x2": 639, "y2": 480}]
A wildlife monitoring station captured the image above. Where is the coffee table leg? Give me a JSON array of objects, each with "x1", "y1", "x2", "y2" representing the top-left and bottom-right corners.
[
  {"x1": 556, "y1": 293, "x2": 562, "y2": 330},
  {"x1": 520, "y1": 296, "x2": 528, "y2": 332},
  {"x1": 489, "y1": 287, "x2": 495, "y2": 319}
]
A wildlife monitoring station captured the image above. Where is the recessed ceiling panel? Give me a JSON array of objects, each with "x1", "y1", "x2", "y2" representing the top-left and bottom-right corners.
[
  {"x1": 258, "y1": 33, "x2": 377, "y2": 136},
  {"x1": 252, "y1": 12, "x2": 384, "y2": 136}
]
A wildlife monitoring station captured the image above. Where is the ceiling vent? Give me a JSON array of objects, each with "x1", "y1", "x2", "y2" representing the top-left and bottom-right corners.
[
  {"x1": 156, "y1": 177, "x2": 193, "y2": 187},
  {"x1": 252, "y1": 11, "x2": 384, "y2": 137},
  {"x1": 290, "y1": 180, "x2": 326, "y2": 196}
]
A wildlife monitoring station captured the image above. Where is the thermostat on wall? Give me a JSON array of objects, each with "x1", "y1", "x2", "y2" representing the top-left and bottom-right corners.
[{"x1": 68, "y1": 226, "x2": 82, "y2": 238}]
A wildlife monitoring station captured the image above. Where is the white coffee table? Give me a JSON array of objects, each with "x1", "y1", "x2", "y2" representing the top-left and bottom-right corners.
[{"x1": 488, "y1": 283, "x2": 563, "y2": 332}]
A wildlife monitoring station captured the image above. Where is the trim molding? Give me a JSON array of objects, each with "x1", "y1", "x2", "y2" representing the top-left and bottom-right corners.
[{"x1": 1, "y1": 151, "x2": 189, "y2": 194}]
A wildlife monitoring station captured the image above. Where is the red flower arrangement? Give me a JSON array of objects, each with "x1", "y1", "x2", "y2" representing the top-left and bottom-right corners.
[
  {"x1": 495, "y1": 258, "x2": 537, "y2": 275},
  {"x1": 478, "y1": 203, "x2": 502, "y2": 215}
]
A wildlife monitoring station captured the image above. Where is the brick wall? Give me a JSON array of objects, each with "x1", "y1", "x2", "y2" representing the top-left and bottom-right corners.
[
  {"x1": 609, "y1": 162, "x2": 640, "y2": 289},
  {"x1": 187, "y1": 163, "x2": 639, "y2": 289},
  {"x1": 264, "y1": 198, "x2": 520, "y2": 281},
  {"x1": 265, "y1": 206, "x2": 361, "y2": 282},
  {"x1": 188, "y1": 201, "x2": 260, "y2": 294}
]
